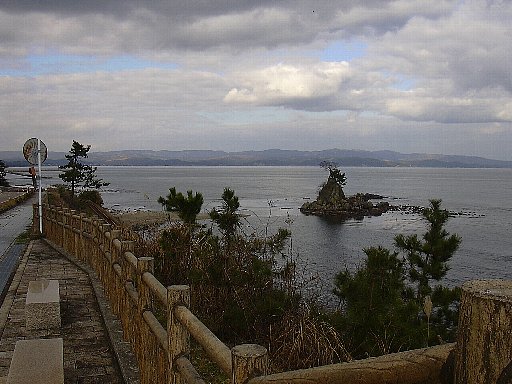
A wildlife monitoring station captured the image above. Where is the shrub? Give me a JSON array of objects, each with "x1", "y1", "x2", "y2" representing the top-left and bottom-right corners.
[
  {"x1": 142, "y1": 187, "x2": 348, "y2": 371},
  {"x1": 332, "y1": 199, "x2": 461, "y2": 358},
  {"x1": 78, "y1": 190, "x2": 103, "y2": 206}
]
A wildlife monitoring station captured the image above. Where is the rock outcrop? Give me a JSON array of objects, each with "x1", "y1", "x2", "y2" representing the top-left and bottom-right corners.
[{"x1": 300, "y1": 178, "x2": 390, "y2": 220}]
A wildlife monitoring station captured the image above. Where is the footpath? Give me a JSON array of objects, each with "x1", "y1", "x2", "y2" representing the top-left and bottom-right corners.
[
  {"x1": 0, "y1": 195, "x2": 33, "y2": 258},
  {"x1": 0, "y1": 196, "x2": 35, "y2": 301},
  {"x1": 0, "y1": 197, "x2": 139, "y2": 383}
]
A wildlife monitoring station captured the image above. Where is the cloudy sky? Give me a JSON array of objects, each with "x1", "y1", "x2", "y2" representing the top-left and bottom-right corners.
[{"x1": 1, "y1": 0, "x2": 511, "y2": 160}]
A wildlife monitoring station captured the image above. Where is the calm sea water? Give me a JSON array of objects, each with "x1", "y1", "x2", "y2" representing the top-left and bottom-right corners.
[{"x1": 11, "y1": 166, "x2": 512, "y2": 293}]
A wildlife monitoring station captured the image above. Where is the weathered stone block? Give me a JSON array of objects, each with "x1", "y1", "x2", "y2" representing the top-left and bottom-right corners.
[
  {"x1": 7, "y1": 338, "x2": 64, "y2": 384},
  {"x1": 25, "y1": 279, "x2": 60, "y2": 331}
]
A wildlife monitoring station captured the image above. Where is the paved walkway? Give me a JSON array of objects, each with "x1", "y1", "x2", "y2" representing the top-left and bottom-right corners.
[
  {"x1": 0, "y1": 195, "x2": 34, "y2": 258},
  {"x1": 0, "y1": 196, "x2": 36, "y2": 305},
  {"x1": 0, "y1": 239, "x2": 135, "y2": 383}
]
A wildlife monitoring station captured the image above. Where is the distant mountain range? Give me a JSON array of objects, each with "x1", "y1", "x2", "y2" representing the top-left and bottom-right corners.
[{"x1": 2, "y1": 148, "x2": 511, "y2": 168}]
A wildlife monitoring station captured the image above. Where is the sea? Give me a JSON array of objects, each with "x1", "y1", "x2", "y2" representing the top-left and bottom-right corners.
[{"x1": 8, "y1": 166, "x2": 512, "y2": 298}]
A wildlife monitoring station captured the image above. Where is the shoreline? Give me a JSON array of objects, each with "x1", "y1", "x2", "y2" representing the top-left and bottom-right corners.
[{"x1": 113, "y1": 210, "x2": 210, "y2": 227}]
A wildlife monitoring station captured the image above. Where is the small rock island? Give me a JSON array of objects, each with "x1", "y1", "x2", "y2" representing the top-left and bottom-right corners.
[{"x1": 300, "y1": 162, "x2": 391, "y2": 220}]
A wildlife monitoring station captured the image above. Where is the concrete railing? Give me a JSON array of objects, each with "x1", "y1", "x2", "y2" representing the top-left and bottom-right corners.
[
  {"x1": 39, "y1": 203, "x2": 268, "y2": 384},
  {"x1": 35, "y1": 203, "x2": 512, "y2": 384}
]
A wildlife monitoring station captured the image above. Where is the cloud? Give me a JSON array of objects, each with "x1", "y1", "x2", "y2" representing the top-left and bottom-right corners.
[
  {"x1": 385, "y1": 95, "x2": 512, "y2": 123},
  {"x1": 1, "y1": 0, "x2": 512, "y2": 160},
  {"x1": 0, "y1": 68, "x2": 230, "y2": 151},
  {"x1": 223, "y1": 0, "x2": 512, "y2": 125},
  {"x1": 224, "y1": 62, "x2": 353, "y2": 107},
  {"x1": 370, "y1": 1, "x2": 512, "y2": 91},
  {"x1": 0, "y1": 0, "x2": 457, "y2": 58}
]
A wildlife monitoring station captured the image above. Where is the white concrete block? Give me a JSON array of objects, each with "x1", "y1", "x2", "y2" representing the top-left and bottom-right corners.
[
  {"x1": 7, "y1": 338, "x2": 64, "y2": 384},
  {"x1": 25, "y1": 279, "x2": 60, "y2": 330}
]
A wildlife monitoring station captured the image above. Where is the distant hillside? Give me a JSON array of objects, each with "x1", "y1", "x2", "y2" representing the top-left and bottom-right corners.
[{"x1": 1, "y1": 148, "x2": 511, "y2": 168}]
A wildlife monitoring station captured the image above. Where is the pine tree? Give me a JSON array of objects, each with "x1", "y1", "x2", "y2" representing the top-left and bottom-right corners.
[
  {"x1": 333, "y1": 247, "x2": 420, "y2": 356},
  {"x1": 209, "y1": 187, "x2": 240, "y2": 237},
  {"x1": 332, "y1": 199, "x2": 461, "y2": 356},
  {"x1": 0, "y1": 160, "x2": 9, "y2": 187},
  {"x1": 318, "y1": 161, "x2": 347, "y2": 202},
  {"x1": 158, "y1": 187, "x2": 203, "y2": 224},
  {"x1": 59, "y1": 141, "x2": 108, "y2": 197},
  {"x1": 395, "y1": 199, "x2": 461, "y2": 299}
]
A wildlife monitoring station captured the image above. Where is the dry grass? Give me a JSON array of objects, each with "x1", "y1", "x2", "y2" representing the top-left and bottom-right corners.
[
  {"x1": 113, "y1": 209, "x2": 352, "y2": 373},
  {"x1": 115, "y1": 210, "x2": 210, "y2": 228},
  {"x1": 269, "y1": 308, "x2": 351, "y2": 371},
  {"x1": 0, "y1": 190, "x2": 34, "y2": 213}
]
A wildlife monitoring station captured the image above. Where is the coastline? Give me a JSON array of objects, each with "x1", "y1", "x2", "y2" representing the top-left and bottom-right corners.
[{"x1": 114, "y1": 210, "x2": 210, "y2": 227}]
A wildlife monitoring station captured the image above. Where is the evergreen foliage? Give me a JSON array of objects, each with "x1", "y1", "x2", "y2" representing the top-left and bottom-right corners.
[
  {"x1": 333, "y1": 199, "x2": 461, "y2": 357},
  {"x1": 156, "y1": 188, "x2": 295, "y2": 341},
  {"x1": 158, "y1": 187, "x2": 204, "y2": 224},
  {"x1": 145, "y1": 188, "x2": 347, "y2": 370},
  {"x1": 333, "y1": 247, "x2": 421, "y2": 356},
  {"x1": 58, "y1": 140, "x2": 108, "y2": 197},
  {"x1": 50, "y1": 185, "x2": 104, "y2": 211},
  {"x1": 0, "y1": 160, "x2": 9, "y2": 187},
  {"x1": 209, "y1": 187, "x2": 240, "y2": 236},
  {"x1": 395, "y1": 199, "x2": 461, "y2": 299},
  {"x1": 320, "y1": 161, "x2": 347, "y2": 187}
]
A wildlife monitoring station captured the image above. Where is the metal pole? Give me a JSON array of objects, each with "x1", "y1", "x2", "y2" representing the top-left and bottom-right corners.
[{"x1": 37, "y1": 138, "x2": 42, "y2": 234}]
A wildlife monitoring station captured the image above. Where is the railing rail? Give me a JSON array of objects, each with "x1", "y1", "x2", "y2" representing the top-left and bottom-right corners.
[
  {"x1": 36, "y1": 203, "x2": 455, "y2": 384},
  {"x1": 38, "y1": 203, "x2": 268, "y2": 384}
]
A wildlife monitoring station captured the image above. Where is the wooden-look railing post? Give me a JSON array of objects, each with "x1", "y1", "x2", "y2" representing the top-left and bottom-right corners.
[
  {"x1": 78, "y1": 213, "x2": 87, "y2": 261},
  {"x1": 120, "y1": 240, "x2": 135, "y2": 340},
  {"x1": 41, "y1": 203, "x2": 47, "y2": 236},
  {"x1": 52, "y1": 205, "x2": 58, "y2": 240},
  {"x1": 46, "y1": 204, "x2": 53, "y2": 239},
  {"x1": 91, "y1": 219, "x2": 101, "y2": 268},
  {"x1": 42, "y1": 203, "x2": 47, "y2": 236},
  {"x1": 231, "y1": 344, "x2": 268, "y2": 384},
  {"x1": 83, "y1": 217, "x2": 92, "y2": 264},
  {"x1": 121, "y1": 241, "x2": 135, "y2": 282},
  {"x1": 110, "y1": 230, "x2": 121, "y2": 250},
  {"x1": 42, "y1": 204, "x2": 48, "y2": 237},
  {"x1": 40, "y1": 203, "x2": 46, "y2": 237},
  {"x1": 455, "y1": 280, "x2": 512, "y2": 384},
  {"x1": 98, "y1": 224, "x2": 111, "y2": 283},
  {"x1": 109, "y1": 232, "x2": 122, "y2": 312},
  {"x1": 167, "y1": 285, "x2": 191, "y2": 384},
  {"x1": 58, "y1": 207, "x2": 64, "y2": 246},
  {"x1": 62, "y1": 208, "x2": 70, "y2": 251},
  {"x1": 58, "y1": 207, "x2": 62, "y2": 245},
  {"x1": 109, "y1": 230, "x2": 121, "y2": 258},
  {"x1": 137, "y1": 258, "x2": 154, "y2": 312},
  {"x1": 32, "y1": 203, "x2": 39, "y2": 235},
  {"x1": 137, "y1": 256, "x2": 155, "y2": 381},
  {"x1": 70, "y1": 210, "x2": 78, "y2": 255}
]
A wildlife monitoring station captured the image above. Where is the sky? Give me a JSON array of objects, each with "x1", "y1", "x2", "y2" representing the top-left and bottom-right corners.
[{"x1": 0, "y1": 0, "x2": 511, "y2": 160}]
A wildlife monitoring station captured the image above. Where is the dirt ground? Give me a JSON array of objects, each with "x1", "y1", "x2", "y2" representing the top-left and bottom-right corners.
[
  {"x1": 114, "y1": 210, "x2": 173, "y2": 227},
  {"x1": 114, "y1": 210, "x2": 210, "y2": 227}
]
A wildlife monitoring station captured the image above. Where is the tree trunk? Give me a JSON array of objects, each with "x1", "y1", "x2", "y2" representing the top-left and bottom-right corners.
[{"x1": 454, "y1": 280, "x2": 512, "y2": 384}]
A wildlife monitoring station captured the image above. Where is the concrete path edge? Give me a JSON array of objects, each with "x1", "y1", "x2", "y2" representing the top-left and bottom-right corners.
[{"x1": 0, "y1": 242, "x2": 31, "y2": 339}]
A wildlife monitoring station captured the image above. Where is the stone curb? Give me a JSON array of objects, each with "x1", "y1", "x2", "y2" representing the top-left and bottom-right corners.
[{"x1": 42, "y1": 239, "x2": 140, "y2": 384}]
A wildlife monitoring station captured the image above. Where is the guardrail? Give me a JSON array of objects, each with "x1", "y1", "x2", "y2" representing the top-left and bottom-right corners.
[
  {"x1": 39, "y1": 203, "x2": 269, "y2": 384},
  {"x1": 37, "y1": 203, "x2": 461, "y2": 384}
]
